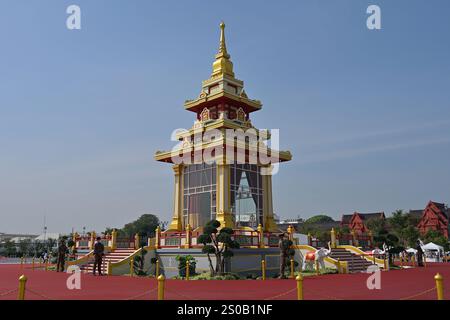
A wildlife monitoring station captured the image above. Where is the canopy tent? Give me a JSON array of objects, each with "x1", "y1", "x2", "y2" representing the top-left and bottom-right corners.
[
  {"x1": 422, "y1": 242, "x2": 445, "y2": 262},
  {"x1": 422, "y1": 242, "x2": 444, "y2": 251},
  {"x1": 406, "y1": 248, "x2": 417, "y2": 254}
]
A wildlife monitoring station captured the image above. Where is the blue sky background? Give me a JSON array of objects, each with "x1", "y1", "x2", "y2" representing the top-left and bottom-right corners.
[{"x1": 1, "y1": 0, "x2": 449, "y2": 234}]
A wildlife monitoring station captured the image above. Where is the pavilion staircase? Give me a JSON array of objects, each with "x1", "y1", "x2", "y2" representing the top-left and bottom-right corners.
[
  {"x1": 80, "y1": 249, "x2": 136, "y2": 274},
  {"x1": 329, "y1": 248, "x2": 374, "y2": 273}
]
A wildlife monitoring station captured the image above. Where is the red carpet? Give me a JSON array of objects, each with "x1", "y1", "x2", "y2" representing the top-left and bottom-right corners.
[{"x1": 0, "y1": 263, "x2": 448, "y2": 300}]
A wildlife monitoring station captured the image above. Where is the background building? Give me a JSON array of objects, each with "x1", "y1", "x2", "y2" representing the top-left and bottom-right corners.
[{"x1": 411, "y1": 201, "x2": 449, "y2": 239}]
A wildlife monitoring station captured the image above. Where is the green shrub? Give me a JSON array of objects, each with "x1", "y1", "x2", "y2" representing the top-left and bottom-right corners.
[{"x1": 175, "y1": 255, "x2": 196, "y2": 277}]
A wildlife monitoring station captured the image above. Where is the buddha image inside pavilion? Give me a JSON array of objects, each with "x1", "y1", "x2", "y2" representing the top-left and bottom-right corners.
[{"x1": 154, "y1": 23, "x2": 292, "y2": 248}]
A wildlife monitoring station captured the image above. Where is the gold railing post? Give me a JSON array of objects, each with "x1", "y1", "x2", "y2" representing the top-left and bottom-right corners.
[
  {"x1": 72, "y1": 232, "x2": 78, "y2": 252},
  {"x1": 107, "y1": 261, "x2": 112, "y2": 275},
  {"x1": 315, "y1": 260, "x2": 320, "y2": 276},
  {"x1": 186, "y1": 260, "x2": 190, "y2": 280},
  {"x1": 157, "y1": 275, "x2": 165, "y2": 300},
  {"x1": 261, "y1": 260, "x2": 266, "y2": 280},
  {"x1": 155, "y1": 226, "x2": 161, "y2": 249},
  {"x1": 412, "y1": 255, "x2": 416, "y2": 267},
  {"x1": 111, "y1": 229, "x2": 117, "y2": 250},
  {"x1": 287, "y1": 225, "x2": 293, "y2": 241},
  {"x1": 134, "y1": 233, "x2": 140, "y2": 249},
  {"x1": 156, "y1": 259, "x2": 160, "y2": 277},
  {"x1": 130, "y1": 258, "x2": 134, "y2": 277},
  {"x1": 185, "y1": 224, "x2": 191, "y2": 249},
  {"x1": 435, "y1": 273, "x2": 444, "y2": 300},
  {"x1": 296, "y1": 274, "x2": 303, "y2": 300},
  {"x1": 337, "y1": 258, "x2": 341, "y2": 274},
  {"x1": 330, "y1": 228, "x2": 336, "y2": 248},
  {"x1": 90, "y1": 231, "x2": 96, "y2": 250},
  {"x1": 17, "y1": 275, "x2": 27, "y2": 300},
  {"x1": 400, "y1": 256, "x2": 403, "y2": 268},
  {"x1": 257, "y1": 224, "x2": 264, "y2": 248},
  {"x1": 290, "y1": 259, "x2": 295, "y2": 279},
  {"x1": 20, "y1": 256, "x2": 24, "y2": 268}
]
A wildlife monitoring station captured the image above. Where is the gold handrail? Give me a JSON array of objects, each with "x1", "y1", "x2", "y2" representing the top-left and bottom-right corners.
[
  {"x1": 337, "y1": 245, "x2": 386, "y2": 267},
  {"x1": 66, "y1": 250, "x2": 94, "y2": 267}
]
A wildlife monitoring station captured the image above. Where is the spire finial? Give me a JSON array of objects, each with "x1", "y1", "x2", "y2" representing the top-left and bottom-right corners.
[
  {"x1": 218, "y1": 21, "x2": 229, "y2": 57},
  {"x1": 211, "y1": 21, "x2": 234, "y2": 77}
]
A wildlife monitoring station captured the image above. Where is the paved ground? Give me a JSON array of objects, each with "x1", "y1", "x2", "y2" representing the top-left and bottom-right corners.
[{"x1": 0, "y1": 263, "x2": 448, "y2": 300}]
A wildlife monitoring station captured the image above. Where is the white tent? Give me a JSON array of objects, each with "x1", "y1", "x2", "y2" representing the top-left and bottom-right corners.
[
  {"x1": 422, "y1": 242, "x2": 444, "y2": 251},
  {"x1": 422, "y1": 242, "x2": 445, "y2": 262},
  {"x1": 406, "y1": 248, "x2": 417, "y2": 254},
  {"x1": 34, "y1": 233, "x2": 60, "y2": 241}
]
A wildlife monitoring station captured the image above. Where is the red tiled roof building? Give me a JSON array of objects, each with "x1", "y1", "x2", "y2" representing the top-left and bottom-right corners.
[
  {"x1": 340, "y1": 212, "x2": 385, "y2": 234},
  {"x1": 415, "y1": 201, "x2": 449, "y2": 239}
]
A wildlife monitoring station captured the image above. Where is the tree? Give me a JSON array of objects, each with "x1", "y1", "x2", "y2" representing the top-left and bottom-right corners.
[
  {"x1": 46, "y1": 238, "x2": 57, "y2": 252},
  {"x1": 423, "y1": 230, "x2": 450, "y2": 251},
  {"x1": 388, "y1": 210, "x2": 409, "y2": 234},
  {"x1": 121, "y1": 214, "x2": 160, "y2": 239},
  {"x1": 3, "y1": 240, "x2": 17, "y2": 257},
  {"x1": 133, "y1": 248, "x2": 148, "y2": 276},
  {"x1": 315, "y1": 230, "x2": 331, "y2": 243},
  {"x1": 304, "y1": 215, "x2": 334, "y2": 224},
  {"x1": 32, "y1": 241, "x2": 46, "y2": 258},
  {"x1": 386, "y1": 209, "x2": 420, "y2": 248},
  {"x1": 18, "y1": 239, "x2": 32, "y2": 257},
  {"x1": 403, "y1": 226, "x2": 420, "y2": 248},
  {"x1": 198, "y1": 220, "x2": 240, "y2": 276},
  {"x1": 298, "y1": 215, "x2": 335, "y2": 237},
  {"x1": 104, "y1": 228, "x2": 114, "y2": 235},
  {"x1": 280, "y1": 238, "x2": 296, "y2": 277},
  {"x1": 175, "y1": 255, "x2": 196, "y2": 278},
  {"x1": 365, "y1": 217, "x2": 386, "y2": 235}
]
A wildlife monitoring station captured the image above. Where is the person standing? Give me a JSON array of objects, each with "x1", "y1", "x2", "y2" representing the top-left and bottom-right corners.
[
  {"x1": 278, "y1": 233, "x2": 289, "y2": 279},
  {"x1": 56, "y1": 240, "x2": 68, "y2": 272},
  {"x1": 416, "y1": 239, "x2": 424, "y2": 267},
  {"x1": 42, "y1": 251, "x2": 48, "y2": 263},
  {"x1": 93, "y1": 237, "x2": 105, "y2": 276}
]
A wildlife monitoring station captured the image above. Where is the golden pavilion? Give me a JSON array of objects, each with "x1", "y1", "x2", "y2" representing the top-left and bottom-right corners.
[{"x1": 155, "y1": 23, "x2": 292, "y2": 244}]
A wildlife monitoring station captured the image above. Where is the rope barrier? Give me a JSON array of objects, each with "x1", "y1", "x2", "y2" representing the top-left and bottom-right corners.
[
  {"x1": 26, "y1": 288, "x2": 54, "y2": 300},
  {"x1": 164, "y1": 287, "x2": 197, "y2": 300},
  {"x1": 123, "y1": 287, "x2": 159, "y2": 300},
  {"x1": 304, "y1": 288, "x2": 342, "y2": 300},
  {"x1": 0, "y1": 288, "x2": 18, "y2": 297},
  {"x1": 263, "y1": 287, "x2": 297, "y2": 300},
  {"x1": 399, "y1": 287, "x2": 437, "y2": 300}
]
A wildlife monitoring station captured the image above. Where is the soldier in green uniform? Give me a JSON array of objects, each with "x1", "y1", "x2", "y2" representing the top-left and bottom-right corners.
[
  {"x1": 278, "y1": 233, "x2": 289, "y2": 279},
  {"x1": 56, "y1": 239, "x2": 68, "y2": 272}
]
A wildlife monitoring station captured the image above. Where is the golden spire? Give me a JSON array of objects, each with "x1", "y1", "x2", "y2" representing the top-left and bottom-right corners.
[
  {"x1": 218, "y1": 22, "x2": 229, "y2": 58},
  {"x1": 212, "y1": 22, "x2": 235, "y2": 78}
]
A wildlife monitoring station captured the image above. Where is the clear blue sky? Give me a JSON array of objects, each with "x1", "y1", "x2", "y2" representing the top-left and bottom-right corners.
[{"x1": 1, "y1": 0, "x2": 449, "y2": 234}]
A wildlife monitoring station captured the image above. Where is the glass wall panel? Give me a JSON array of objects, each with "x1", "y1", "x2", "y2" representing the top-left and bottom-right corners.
[
  {"x1": 183, "y1": 163, "x2": 216, "y2": 229},
  {"x1": 230, "y1": 164, "x2": 263, "y2": 229}
]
